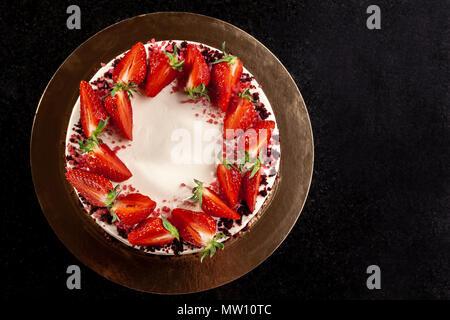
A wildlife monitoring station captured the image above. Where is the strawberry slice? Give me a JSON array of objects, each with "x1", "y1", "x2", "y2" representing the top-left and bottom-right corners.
[
  {"x1": 65, "y1": 169, "x2": 119, "y2": 207},
  {"x1": 110, "y1": 193, "x2": 156, "y2": 225},
  {"x1": 78, "y1": 118, "x2": 132, "y2": 182},
  {"x1": 79, "y1": 80, "x2": 109, "y2": 138},
  {"x1": 183, "y1": 44, "x2": 210, "y2": 100},
  {"x1": 210, "y1": 42, "x2": 243, "y2": 112},
  {"x1": 145, "y1": 47, "x2": 184, "y2": 97},
  {"x1": 128, "y1": 217, "x2": 178, "y2": 246},
  {"x1": 170, "y1": 208, "x2": 225, "y2": 261},
  {"x1": 113, "y1": 42, "x2": 147, "y2": 85},
  {"x1": 190, "y1": 180, "x2": 240, "y2": 220},
  {"x1": 223, "y1": 88, "x2": 258, "y2": 139},
  {"x1": 103, "y1": 87, "x2": 134, "y2": 140},
  {"x1": 239, "y1": 120, "x2": 276, "y2": 158},
  {"x1": 217, "y1": 159, "x2": 241, "y2": 207},
  {"x1": 241, "y1": 154, "x2": 264, "y2": 212}
]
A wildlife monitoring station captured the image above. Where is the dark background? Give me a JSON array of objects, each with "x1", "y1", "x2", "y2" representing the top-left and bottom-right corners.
[{"x1": 1, "y1": 0, "x2": 449, "y2": 300}]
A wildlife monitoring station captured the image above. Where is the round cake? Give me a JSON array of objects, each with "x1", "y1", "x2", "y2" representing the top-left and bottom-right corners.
[{"x1": 64, "y1": 40, "x2": 281, "y2": 260}]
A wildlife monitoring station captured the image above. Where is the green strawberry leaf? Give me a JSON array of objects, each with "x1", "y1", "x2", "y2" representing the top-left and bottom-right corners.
[{"x1": 161, "y1": 216, "x2": 180, "y2": 241}]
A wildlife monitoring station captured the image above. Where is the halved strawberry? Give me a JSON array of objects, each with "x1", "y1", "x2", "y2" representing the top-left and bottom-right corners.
[
  {"x1": 183, "y1": 44, "x2": 210, "y2": 100},
  {"x1": 110, "y1": 193, "x2": 156, "y2": 225},
  {"x1": 241, "y1": 154, "x2": 264, "y2": 212},
  {"x1": 113, "y1": 42, "x2": 147, "y2": 85},
  {"x1": 128, "y1": 217, "x2": 178, "y2": 246},
  {"x1": 78, "y1": 118, "x2": 132, "y2": 182},
  {"x1": 190, "y1": 179, "x2": 240, "y2": 220},
  {"x1": 217, "y1": 160, "x2": 241, "y2": 207},
  {"x1": 145, "y1": 47, "x2": 184, "y2": 97},
  {"x1": 65, "y1": 169, "x2": 119, "y2": 207},
  {"x1": 209, "y1": 42, "x2": 243, "y2": 112},
  {"x1": 170, "y1": 208, "x2": 225, "y2": 261},
  {"x1": 79, "y1": 80, "x2": 109, "y2": 138},
  {"x1": 239, "y1": 120, "x2": 275, "y2": 158},
  {"x1": 223, "y1": 89, "x2": 258, "y2": 139},
  {"x1": 103, "y1": 87, "x2": 133, "y2": 140}
]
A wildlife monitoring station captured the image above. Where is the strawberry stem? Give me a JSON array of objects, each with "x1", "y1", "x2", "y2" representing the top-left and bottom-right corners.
[
  {"x1": 161, "y1": 216, "x2": 180, "y2": 241},
  {"x1": 189, "y1": 179, "x2": 204, "y2": 207},
  {"x1": 200, "y1": 232, "x2": 226, "y2": 262},
  {"x1": 107, "y1": 81, "x2": 138, "y2": 100},
  {"x1": 105, "y1": 184, "x2": 121, "y2": 207},
  {"x1": 237, "y1": 88, "x2": 259, "y2": 104},
  {"x1": 77, "y1": 117, "x2": 109, "y2": 153},
  {"x1": 186, "y1": 83, "x2": 210, "y2": 101},
  {"x1": 218, "y1": 151, "x2": 238, "y2": 171},
  {"x1": 211, "y1": 41, "x2": 238, "y2": 66},
  {"x1": 164, "y1": 45, "x2": 184, "y2": 71},
  {"x1": 249, "y1": 153, "x2": 265, "y2": 179}
]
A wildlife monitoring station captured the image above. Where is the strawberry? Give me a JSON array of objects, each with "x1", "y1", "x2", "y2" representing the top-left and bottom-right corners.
[
  {"x1": 170, "y1": 208, "x2": 225, "y2": 261},
  {"x1": 223, "y1": 88, "x2": 258, "y2": 139},
  {"x1": 113, "y1": 42, "x2": 147, "y2": 85},
  {"x1": 78, "y1": 118, "x2": 132, "y2": 182},
  {"x1": 209, "y1": 42, "x2": 243, "y2": 112},
  {"x1": 183, "y1": 44, "x2": 210, "y2": 100},
  {"x1": 103, "y1": 83, "x2": 135, "y2": 140},
  {"x1": 79, "y1": 80, "x2": 109, "y2": 138},
  {"x1": 241, "y1": 154, "x2": 264, "y2": 212},
  {"x1": 216, "y1": 157, "x2": 241, "y2": 207},
  {"x1": 110, "y1": 193, "x2": 156, "y2": 225},
  {"x1": 65, "y1": 169, "x2": 120, "y2": 208},
  {"x1": 239, "y1": 120, "x2": 275, "y2": 158},
  {"x1": 128, "y1": 217, "x2": 178, "y2": 246},
  {"x1": 190, "y1": 179, "x2": 240, "y2": 220},
  {"x1": 145, "y1": 46, "x2": 184, "y2": 97}
]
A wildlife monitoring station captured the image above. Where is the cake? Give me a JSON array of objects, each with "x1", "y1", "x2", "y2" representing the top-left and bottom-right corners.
[{"x1": 64, "y1": 40, "x2": 281, "y2": 261}]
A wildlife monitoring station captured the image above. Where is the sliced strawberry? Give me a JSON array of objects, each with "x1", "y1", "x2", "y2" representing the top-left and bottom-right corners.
[
  {"x1": 78, "y1": 118, "x2": 132, "y2": 182},
  {"x1": 111, "y1": 193, "x2": 156, "y2": 225},
  {"x1": 183, "y1": 44, "x2": 210, "y2": 100},
  {"x1": 104, "y1": 89, "x2": 133, "y2": 140},
  {"x1": 239, "y1": 120, "x2": 275, "y2": 158},
  {"x1": 170, "y1": 208, "x2": 225, "y2": 261},
  {"x1": 79, "y1": 81, "x2": 109, "y2": 138},
  {"x1": 65, "y1": 169, "x2": 119, "y2": 207},
  {"x1": 113, "y1": 42, "x2": 147, "y2": 85},
  {"x1": 210, "y1": 42, "x2": 243, "y2": 112},
  {"x1": 217, "y1": 163, "x2": 241, "y2": 207},
  {"x1": 223, "y1": 90, "x2": 257, "y2": 139},
  {"x1": 145, "y1": 47, "x2": 184, "y2": 97},
  {"x1": 242, "y1": 163, "x2": 263, "y2": 212},
  {"x1": 190, "y1": 180, "x2": 241, "y2": 220},
  {"x1": 127, "y1": 217, "x2": 177, "y2": 246},
  {"x1": 85, "y1": 143, "x2": 132, "y2": 182}
]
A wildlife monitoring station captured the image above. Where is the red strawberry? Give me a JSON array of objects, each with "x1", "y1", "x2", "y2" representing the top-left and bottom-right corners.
[
  {"x1": 65, "y1": 169, "x2": 119, "y2": 208},
  {"x1": 241, "y1": 156, "x2": 263, "y2": 212},
  {"x1": 183, "y1": 44, "x2": 210, "y2": 100},
  {"x1": 79, "y1": 81, "x2": 109, "y2": 138},
  {"x1": 170, "y1": 208, "x2": 225, "y2": 261},
  {"x1": 210, "y1": 42, "x2": 243, "y2": 112},
  {"x1": 104, "y1": 88, "x2": 133, "y2": 140},
  {"x1": 113, "y1": 42, "x2": 147, "y2": 85},
  {"x1": 190, "y1": 180, "x2": 240, "y2": 220},
  {"x1": 85, "y1": 143, "x2": 132, "y2": 182},
  {"x1": 223, "y1": 89, "x2": 258, "y2": 139},
  {"x1": 78, "y1": 118, "x2": 132, "y2": 182},
  {"x1": 110, "y1": 193, "x2": 156, "y2": 225},
  {"x1": 145, "y1": 47, "x2": 184, "y2": 97},
  {"x1": 239, "y1": 120, "x2": 275, "y2": 158},
  {"x1": 128, "y1": 217, "x2": 177, "y2": 246},
  {"x1": 217, "y1": 161, "x2": 241, "y2": 207}
]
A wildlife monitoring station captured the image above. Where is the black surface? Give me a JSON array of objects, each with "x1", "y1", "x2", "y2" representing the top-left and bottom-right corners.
[{"x1": 1, "y1": 0, "x2": 449, "y2": 300}]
